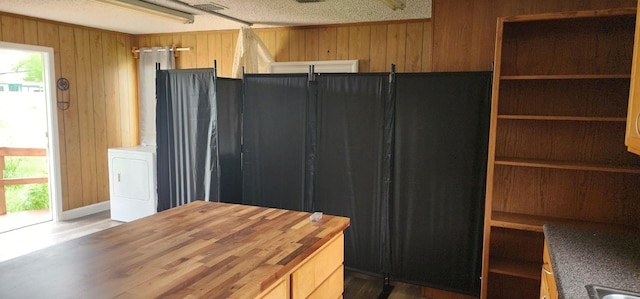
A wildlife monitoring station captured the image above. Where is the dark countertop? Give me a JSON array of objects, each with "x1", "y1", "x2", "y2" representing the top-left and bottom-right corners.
[{"x1": 543, "y1": 224, "x2": 640, "y2": 299}]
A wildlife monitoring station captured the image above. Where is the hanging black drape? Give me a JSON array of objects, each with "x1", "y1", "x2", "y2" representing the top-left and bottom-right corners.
[
  {"x1": 216, "y1": 78, "x2": 243, "y2": 204},
  {"x1": 242, "y1": 74, "x2": 309, "y2": 211},
  {"x1": 156, "y1": 70, "x2": 243, "y2": 210},
  {"x1": 156, "y1": 69, "x2": 491, "y2": 295},
  {"x1": 156, "y1": 69, "x2": 219, "y2": 211},
  {"x1": 390, "y1": 72, "x2": 491, "y2": 296},
  {"x1": 313, "y1": 74, "x2": 389, "y2": 275}
]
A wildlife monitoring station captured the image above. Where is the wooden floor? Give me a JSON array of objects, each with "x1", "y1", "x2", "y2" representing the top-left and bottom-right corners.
[
  {"x1": 0, "y1": 210, "x2": 120, "y2": 262},
  {"x1": 0, "y1": 210, "x2": 423, "y2": 298}
]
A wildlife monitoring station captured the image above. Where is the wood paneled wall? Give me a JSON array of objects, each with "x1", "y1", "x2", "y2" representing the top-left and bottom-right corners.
[
  {"x1": 0, "y1": 12, "x2": 137, "y2": 211},
  {"x1": 432, "y1": 0, "x2": 637, "y2": 72},
  {"x1": 135, "y1": 19, "x2": 432, "y2": 78}
]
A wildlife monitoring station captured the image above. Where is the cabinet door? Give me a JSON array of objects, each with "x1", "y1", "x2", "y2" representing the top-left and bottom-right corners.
[
  {"x1": 542, "y1": 243, "x2": 558, "y2": 299},
  {"x1": 627, "y1": 1, "x2": 640, "y2": 155},
  {"x1": 539, "y1": 267, "x2": 550, "y2": 299}
]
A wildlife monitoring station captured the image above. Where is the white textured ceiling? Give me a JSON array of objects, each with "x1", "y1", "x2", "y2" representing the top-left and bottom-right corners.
[{"x1": 0, "y1": 0, "x2": 431, "y2": 34}]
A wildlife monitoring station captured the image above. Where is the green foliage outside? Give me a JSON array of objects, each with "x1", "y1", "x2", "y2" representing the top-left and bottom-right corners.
[
  {"x1": 12, "y1": 53, "x2": 43, "y2": 83},
  {"x1": 4, "y1": 156, "x2": 49, "y2": 213}
]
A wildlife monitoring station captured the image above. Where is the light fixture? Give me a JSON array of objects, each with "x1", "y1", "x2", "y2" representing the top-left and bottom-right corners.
[
  {"x1": 94, "y1": 0, "x2": 195, "y2": 24},
  {"x1": 379, "y1": 0, "x2": 406, "y2": 10}
]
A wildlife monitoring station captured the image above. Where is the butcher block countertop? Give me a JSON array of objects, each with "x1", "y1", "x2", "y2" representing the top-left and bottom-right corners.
[{"x1": 0, "y1": 201, "x2": 350, "y2": 299}]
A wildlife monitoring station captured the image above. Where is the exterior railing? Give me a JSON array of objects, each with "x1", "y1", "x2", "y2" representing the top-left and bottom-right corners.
[{"x1": 0, "y1": 147, "x2": 48, "y2": 215}]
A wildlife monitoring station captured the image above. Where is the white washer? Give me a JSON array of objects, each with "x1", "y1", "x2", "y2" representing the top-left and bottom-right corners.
[{"x1": 107, "y1": 146, "x2": 157, "y2": 222}]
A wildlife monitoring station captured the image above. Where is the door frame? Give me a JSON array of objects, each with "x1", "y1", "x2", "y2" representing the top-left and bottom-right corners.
[{"x1": 0, "y1": 41, "x2": 63, "y2": 221}]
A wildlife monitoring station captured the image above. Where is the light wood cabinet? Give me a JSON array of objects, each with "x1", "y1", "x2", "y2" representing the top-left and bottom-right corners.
[
  {"x1": 258, "y1": 233, "x2": 345, "y2": 299},
  {"x1": 260, "y1": 278, "x2": 290, "y2": 299},
  {"x1": 481, "y1": 8, "x2": 640, "y2": 299},
  {"x1": 627, "y1": 1, "x2": 640, "y2": 155},
  {"x1": 539, "y1": 242, "x2": 558, "y2": 299}
]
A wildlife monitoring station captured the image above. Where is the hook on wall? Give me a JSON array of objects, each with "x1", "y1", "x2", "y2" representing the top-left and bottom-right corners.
[{"x1": 56, "y1": 78, "x2": 70, "y2": 111}]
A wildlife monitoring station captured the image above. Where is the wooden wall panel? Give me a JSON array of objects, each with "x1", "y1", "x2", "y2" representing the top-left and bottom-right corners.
[
  {"x1": 348, "y1": 25, "x2": 371, "y2": 72},
  {"x1": 369, "y1": 25, "x2": 387, "y2": 72},
  {"x1": 275, "y1": 30, "x2": 290, "y2": 62},
  {"x1": 207, "y1": 33, "x2": 222, "y2": 69},
  {"x1": 101, "y1": 33, "x2": 121, "y2": 150},
  {"x1": 405, "y1": 22, "x2": 423, "y2": 72},
  {"x1": 59, "y1": 26, "x2": 83, "y2": 211},
  {"x1": 432, "y1": 0, "x2": 637, "y2": 71},
  {"x1": 23, "y1": 20, "x2": 38, "y2": 45},
  {"x1": 1, "y1": 15, "x2": 25, "y2": 44},
  {"x1": 304, "y1": 28, "x2": 319, "y2": 61},
  {"x1": 422, "y1": 21, "x2": 432, "y2": 72},
  {"x1": 289, "y1": 29, "x2": 306, "y2": 62},
  {"x1": 89, "y1": 30, "x2": 109, "y2": 205},
  {"x1": 259, "y1": 30, "x2": 276, "y2": 58},
  {"x1": 179, "y1": 34, "x2": 197, "y2": 69},
  {"x1": 118, "y1": 34, "x2": 136, "y2": 147},
  {"x1": 336, "y1": 27, "x2": 350, "y2": 60},
  {"x1": 196, "y1": 34, "x2": 209, "y2": 68},
  {"x1": 221, "y1": 32, "x2": 236, "y2": 77},
  {"x1": 318, "y1": 27, "x2": 337, "y2": 61},
  {"x1": 386, "y1": 23, "x2": 406, "y2": 72},
  {"x1": 0, "y1": 12, "x2": 137, "y2": 211},
  {"x1": 135, "y1": 20, "x2": 432, "y2": 76}
]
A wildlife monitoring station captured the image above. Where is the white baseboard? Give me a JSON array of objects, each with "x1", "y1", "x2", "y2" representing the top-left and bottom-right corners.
[{"x1": 60, "y1": 201, "x2": 110, "y2": 220}]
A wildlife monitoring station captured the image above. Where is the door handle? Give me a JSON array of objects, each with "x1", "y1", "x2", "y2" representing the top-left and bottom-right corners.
[{"x1": 117, "y1": 173, "x2": 121, "y2": 182}]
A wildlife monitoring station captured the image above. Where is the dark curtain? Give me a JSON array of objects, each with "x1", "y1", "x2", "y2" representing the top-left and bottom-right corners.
[
  {"x1": 156, "y1": 69, "x2": 240, "y2": 211},
  {"x1": 157, "y1": 70, "x2": 491, "y2": 294},
  {"x1": 156, "y1": 69, "x2": 218, "y2": 211},
  {"x1": 241, "y1": 74, "x2": 309, "y2": 211},
  {"x1": 390, "y1": 72, "x2": 492, "y2": 295},
  {"x1": 216, "y1": 78, "x2": 243, "y2": 204},
  {"x1": 313, "y1": 74, "x2": 388, "y2": 275}
]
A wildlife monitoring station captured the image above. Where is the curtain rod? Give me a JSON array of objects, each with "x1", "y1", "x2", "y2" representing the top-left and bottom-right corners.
[{"x1": 131, "y1": 44, "x2": 190, "y2": 59}]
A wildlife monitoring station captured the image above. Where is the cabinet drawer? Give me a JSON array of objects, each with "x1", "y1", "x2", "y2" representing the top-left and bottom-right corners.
[
  {"x1": 259, "y1": 277, "x2": 289, "y2": 299},
  {"x1": 291, "y1": 233, "x2": 344, "y2": 299},
  {"x1": 308, "y1": 265, "x2": 344, "y2": 299}
]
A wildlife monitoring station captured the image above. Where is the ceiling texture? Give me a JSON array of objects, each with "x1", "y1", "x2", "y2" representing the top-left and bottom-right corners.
[{"x1": 0, "y1": 0, "x2": 432, "y2": 34}]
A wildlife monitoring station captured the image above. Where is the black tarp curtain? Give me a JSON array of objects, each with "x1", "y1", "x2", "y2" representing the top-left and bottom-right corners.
[
  {"x1": 156, "y1": 69, "x2": 491, "y2": 296},
  {"x1": 156, "y1": 69, "x2": 242, "y2": 211}
]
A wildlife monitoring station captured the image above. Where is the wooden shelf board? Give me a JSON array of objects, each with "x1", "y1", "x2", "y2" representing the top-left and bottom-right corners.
[
  {"x1": 489, "y1": 257, "x2": 540, "y2": 281},
  {"x1": 500, "y1": 74, "x2": 630, "y2": 80},
  {"x1": 497, "y1": 115, "x2": 626, "y2": 122},
  {"x1": 494, "y1": 158, "x2": 640, "y2": 174},
  {"x1": 501, "y1": 7, "x2": 636, "y2": 23},
  {"x1": 490, "y1": 211, "x2": 638, "y2": 233}
]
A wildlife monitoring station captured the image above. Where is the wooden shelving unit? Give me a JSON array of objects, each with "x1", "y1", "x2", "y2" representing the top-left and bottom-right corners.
[
  {"x1": 627, "y1": 2, "x2": 640, "y2": 155},
  {"x1": 489, "y1": 257, "x2": 540, "y2": 281},
  {"x1": 481, "y1": 8, "x2": 640, "y2": 299},
  {"x1": 500, "y1": 74, "x2": 631, "y2": 80},
  {"x1": 490, "y1": 211, "x2": 637, "y2": 233},
  {"x1": 493, "y1": 158, "x2": 640, "y2": 174},
  {"x1": 497, "y1": 115, "x2": 627, "y2": 122}
]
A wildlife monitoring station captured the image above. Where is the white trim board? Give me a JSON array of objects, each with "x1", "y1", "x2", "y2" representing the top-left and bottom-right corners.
[
  {"x1": 269, "y1": 60, "x2": 358, "y2": 74},
  {"x1": 61, "y1": 201, "x2": 110, "y2": 220}
]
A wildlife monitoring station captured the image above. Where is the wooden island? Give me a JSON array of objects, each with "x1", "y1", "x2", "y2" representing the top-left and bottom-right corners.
[{"x1": 0, "y1": 201, "x2": 350, "y2": 298}]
